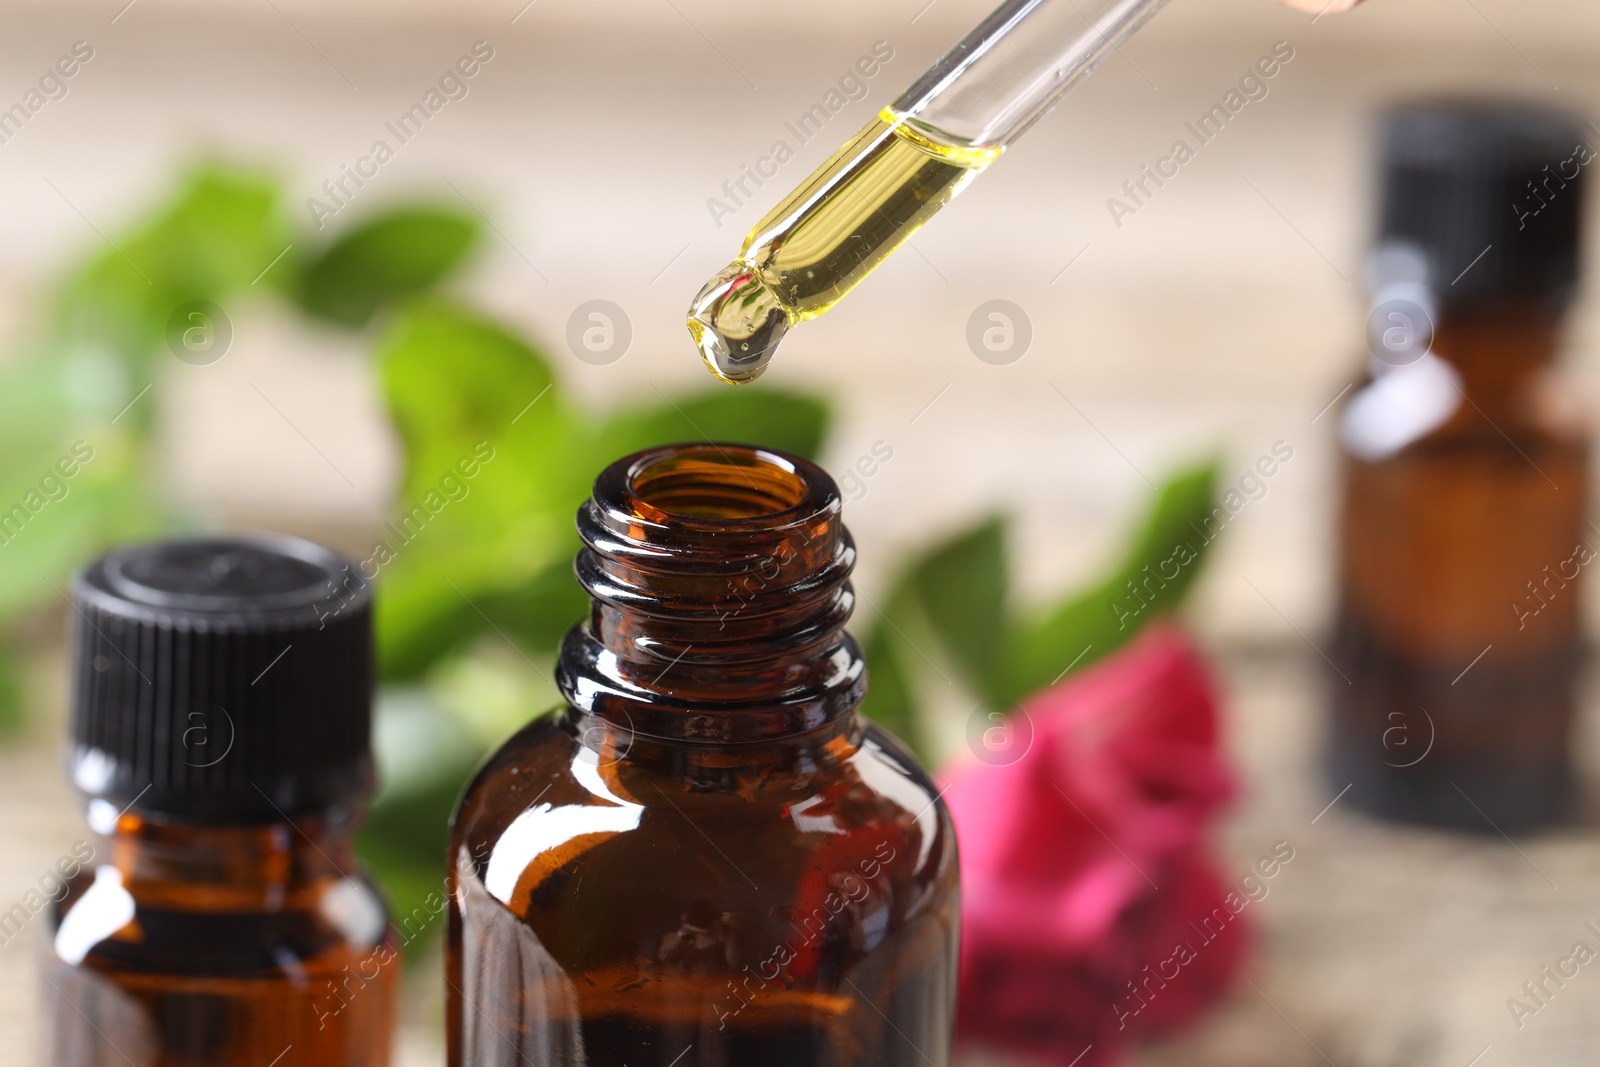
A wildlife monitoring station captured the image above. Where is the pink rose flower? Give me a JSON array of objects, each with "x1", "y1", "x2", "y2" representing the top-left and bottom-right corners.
[{"x1": 944, "y1": 624, "x2": 1248, "y2": 1065}]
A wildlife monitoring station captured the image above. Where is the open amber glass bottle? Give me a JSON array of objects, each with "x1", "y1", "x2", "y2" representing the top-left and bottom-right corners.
[{"x1": 447, "y1": 443, "x2": 959, "y2": 1066}]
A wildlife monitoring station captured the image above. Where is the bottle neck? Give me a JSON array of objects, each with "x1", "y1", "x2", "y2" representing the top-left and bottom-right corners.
[
  {"x1": 91, "y1": 803, "x2": 359, "y2": 906},
  {"x1": 556, "y1": 445, "x2": 865, "y2": 745},
  {"x1": 1428, "y1": 300, "x2": 1564, "y2": 401}
]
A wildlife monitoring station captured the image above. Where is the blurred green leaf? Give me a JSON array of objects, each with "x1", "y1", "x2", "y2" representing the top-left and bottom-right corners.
[
  {"x1": 909, "y1": 516, "x2": 1008, "y2": 693},
  {"x1": 296, "y1": 207, "x2": 480, "y2": 328},
  {"x1": 470, "y1": 562, "x2": 591, "y2": 667},
  {"x1": 0, "y1": 428, "x2": 165, "y2": 620},
  {"x1": 0, "y1": 163, "x2": 283, "y2": 640},
  {"x1": 857, "y1": 583, "x2": 929, "y2": 760},
  {"x1": 997, "y1": 461, "x2": 1219, "y2": 705},
  {"x1": 53, "y1": 164, "x2": 290, "y2": 390},
  {"x1": 373, "y1": 300, "x2": 579, "y2": 678},
  {"x1": 857, "y1": 461, "x2": 1219, "y2": 756},
  {"x1": 0, "y1": 643, "x2": 23, "y2": 738},
  {"x1": 856, "y1": 518, "x2": 1008, "y2": 762},
  {"x1": 0, "y1": 353, "x2": 89, "y2": 456},
  {"x1": 595, "y1": 388, "x2": 830, "y2": 464},
  {"x1": 373, "y1": 299, "x2": 832, "y2": 682}
]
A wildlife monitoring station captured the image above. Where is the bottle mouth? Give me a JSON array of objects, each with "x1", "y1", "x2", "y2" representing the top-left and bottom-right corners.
[
  {"x1": 566, "y1": 442, "x2": 862, "y2": 742},
  {"x1": 608, "y1": 443, "x2": 836, "y2": 529}
]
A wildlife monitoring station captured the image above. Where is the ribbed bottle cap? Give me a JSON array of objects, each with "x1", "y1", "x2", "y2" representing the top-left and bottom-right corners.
[
  {"x1": 1378, "y1": 99, "x2": 1588, "y2": 308},
  {"x1": 69, "y1": 535, "x2": 374, "y2": 823}
]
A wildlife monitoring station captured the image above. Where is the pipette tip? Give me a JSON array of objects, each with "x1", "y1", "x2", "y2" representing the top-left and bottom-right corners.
[{"x1": 686, "y1": 261, "x2": 793, "y2": 385}]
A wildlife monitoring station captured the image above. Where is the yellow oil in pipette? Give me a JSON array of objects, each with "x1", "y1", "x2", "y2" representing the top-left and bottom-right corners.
[{"x1": 688, "y1": 106, "x2": 1000, "y2": 384}]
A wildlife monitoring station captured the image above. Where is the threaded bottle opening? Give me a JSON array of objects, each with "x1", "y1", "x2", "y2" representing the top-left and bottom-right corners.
[{"x1": 561, "y1": 443, "x2": 864, "y2": 742}]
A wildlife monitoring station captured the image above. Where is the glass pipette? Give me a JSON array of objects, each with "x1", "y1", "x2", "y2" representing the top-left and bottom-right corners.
[{"x1": 687, "y1": 0, "x2": 1175, "y2": 384}]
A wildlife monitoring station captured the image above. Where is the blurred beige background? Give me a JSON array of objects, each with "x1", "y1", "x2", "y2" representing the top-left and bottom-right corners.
[{"x1": 4, "y1": 0, "x2": 1600, "y2": 1064}]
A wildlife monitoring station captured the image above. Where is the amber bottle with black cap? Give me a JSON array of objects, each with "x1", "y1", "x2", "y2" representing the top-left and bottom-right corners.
[
  {"x1": 1329, "y1": 101, "x2": 1590, "y2": 831},
  {"x1": 45, "y1": 536, "x2": 396, "y2": 1065},
  {"x1": 446, "y1": 443, "x2": 959, "y2": 1066}
]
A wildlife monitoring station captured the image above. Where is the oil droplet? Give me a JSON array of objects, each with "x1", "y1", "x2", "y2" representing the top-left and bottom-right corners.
[{"x1": 686, "y1": 262, "x2": 795, "y2": 385}]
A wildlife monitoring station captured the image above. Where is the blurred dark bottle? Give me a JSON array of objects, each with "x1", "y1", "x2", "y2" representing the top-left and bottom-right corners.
[
  {"x1": 45, "y1": 537, "x2": 396, "y2": 1066},
  {"x1": 446, "y1": 443, "x2": 958, "y2": 1066},
  {"x1": 1329, "y1": 101, "x2": 1592, "y2": 832}
]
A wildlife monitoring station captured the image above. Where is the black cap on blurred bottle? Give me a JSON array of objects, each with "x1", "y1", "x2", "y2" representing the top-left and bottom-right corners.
[
  {"x1": 1378, "y1": 99, "x2": 1588, "y2": 308},
  {"x1": 69, "y1": 535, "x2": 374, "y2": 823}
]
